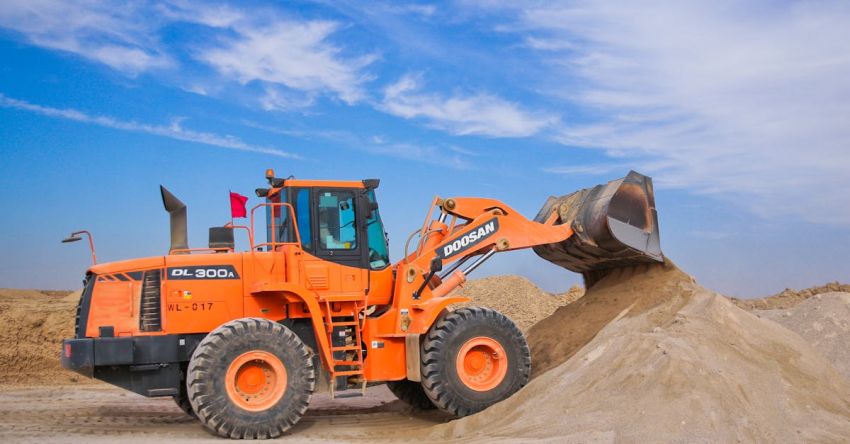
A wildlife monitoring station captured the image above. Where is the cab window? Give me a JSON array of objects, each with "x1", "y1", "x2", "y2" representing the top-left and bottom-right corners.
[
  {"x1": 317, "y1": 190, "x2": 357, "y2": 250},
  {"x1": 366, "y1": 190, "x2": 390, "y2": 269},
  {"x1": 293, "y1": 188, "x2": 312, "y2": 250}
]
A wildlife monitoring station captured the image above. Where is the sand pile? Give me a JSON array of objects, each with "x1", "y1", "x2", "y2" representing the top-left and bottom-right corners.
[
  {"x1": 732, "y1": 281, "x2": 850, "y2": 310},
  {"x1": 528, "y1": 263, "x2": 693, "y2": 377},
  {"x1": 451, "y1": 275, "x2": 583, "y2": 331},
  {"x1": 432, "y1": 261, "x2": 850, "y2": 442},
  {"x1": 0, "y1": 289, "x2": 86, "y2": 385},
  {"x1": 755, "y1": 292, "x2": 850, "y2": 382}
]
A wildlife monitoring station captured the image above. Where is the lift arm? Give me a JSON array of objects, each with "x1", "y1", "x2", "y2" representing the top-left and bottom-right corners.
[
  {"x1": 378, "y1": 197, "x2": 571, "y2": 338},
  {"x1": 387, "y1": 171, "x2": 663, "y2": 336},
  {"x1": 404, "y1": 197, "x2": 573, "y2": 302}
]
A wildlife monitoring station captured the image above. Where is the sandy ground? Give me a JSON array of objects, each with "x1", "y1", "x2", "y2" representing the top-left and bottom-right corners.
[
  {"x1": 0, "y1": 384, "x2": 451, "y2": 443},
  {"x1": 434, "y1": 262, "x2": 850, "y2": 442},
  {"x1": 0, "y1": 289, "x2": 82, "y2": 385},
  {"x1": 2, "y1": 273, "x2": 850, "y2": 442},
  {"x1": 755, "y1": 292, "x2": 850, "y2": 381},
  {"x1": 732, "y1": 281, "x2": 850, "y2": 310}
]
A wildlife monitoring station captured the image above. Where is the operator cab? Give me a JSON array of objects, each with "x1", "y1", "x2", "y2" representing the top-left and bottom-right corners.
[{"x1": 260, "y1": 176, "x2": 390, "y2": 270}]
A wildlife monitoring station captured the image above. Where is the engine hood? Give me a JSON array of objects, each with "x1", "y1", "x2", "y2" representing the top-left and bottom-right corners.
[{"x1": 88, "y1": 256, "x2": 165, "y2": 276}]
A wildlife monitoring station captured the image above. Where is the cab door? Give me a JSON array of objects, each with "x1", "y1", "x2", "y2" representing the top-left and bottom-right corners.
[{"x1": 298, "y1": 188, "x2": 368, "y2": 298}]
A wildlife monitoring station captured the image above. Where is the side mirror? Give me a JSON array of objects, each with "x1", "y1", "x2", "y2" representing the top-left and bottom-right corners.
[
  {"x1": 61, "y1": 230, "x2": 97, "y2": 264},
  {"x1": 430, "y1": 257, "x2": 443, "y2": 273}
]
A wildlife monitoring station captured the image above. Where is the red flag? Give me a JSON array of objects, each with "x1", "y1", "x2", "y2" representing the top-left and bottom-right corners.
[{"x1": 229, "y1": 192, "x2": 248, "y2": 218}]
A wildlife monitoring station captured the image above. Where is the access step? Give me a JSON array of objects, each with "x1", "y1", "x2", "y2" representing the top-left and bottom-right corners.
[
  {"x1": 332, "y1": 391, "x2": 365, "y2": 399},
  {"x1": 332, "y1": 370, "x2": 365, "y2": 377}
]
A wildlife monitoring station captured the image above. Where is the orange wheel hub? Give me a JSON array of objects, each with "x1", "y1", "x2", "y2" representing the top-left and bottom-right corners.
[
  {"x1": 225, "y1": 350, "x2": 287, "y2": 411},
  {"x1": 455, "y1": 337, "x2": 508, "y2": 392}
]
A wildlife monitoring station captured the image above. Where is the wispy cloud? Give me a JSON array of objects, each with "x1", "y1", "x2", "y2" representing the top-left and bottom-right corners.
[
  {"x1": 364, "y1": 139, "x2": 473, "y2": 170},
  {"x1": 543, "y1": 163, "x2": 624, "y2": 176},
  {"x1": 156, "y1": 0, "x2": 244, "y2": 28},
  {"x1": 478, "y1": 0, "x2": 850, "y2": 223},
  {"x1": 381, "y1": 74, "x2": 556, "y2": 137},
  {"x1": 0, "y1": 0, "x2": 170, "y2": 74},
  {"x1": 169, "y1": 2, "x2": 378, "y2": 106},
  {"x1": 446, "y1": 145, "x2": 479, "y2": 157},
  {"x1": 197, "y1": 18, "x2": 376, "y2": 106},
  {"x1": 242, "y1": 119, "x2": 472, "y2": 169},
  {"x1": 0, "y1": 94, "x2": 298, "y2": 158},
  {"x1": 0, "y1": 1, "x2": 375, "y2": 108}
]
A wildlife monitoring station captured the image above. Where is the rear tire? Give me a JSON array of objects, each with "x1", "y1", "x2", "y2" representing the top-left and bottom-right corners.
[
  {"x1": 386, "y1": 379, "x2": 437, "y2": 410},
  {"x1": 187, "y1": 318, "x2": 316, "y2": 439},
  {"x1": 420, "y1": 307, "x2": 530, "y2": 417}
]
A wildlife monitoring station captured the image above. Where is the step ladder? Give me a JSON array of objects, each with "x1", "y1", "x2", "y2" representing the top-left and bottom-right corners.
[{"x1": 322, "y1": 299, "x2": 367, "y2": 399}]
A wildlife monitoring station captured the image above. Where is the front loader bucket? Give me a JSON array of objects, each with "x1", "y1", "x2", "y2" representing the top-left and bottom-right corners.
[{"x1": 533, "y1": 171, "x2": 663, "y2": 286}]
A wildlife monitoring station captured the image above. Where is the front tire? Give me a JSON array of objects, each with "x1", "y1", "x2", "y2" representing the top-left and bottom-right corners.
[
  {"x1": 187, "y1": 318, "x2": 316, "y2": 439},
  {"x1": 420, "y1": 307, "x2": 530, "y2": 417}
]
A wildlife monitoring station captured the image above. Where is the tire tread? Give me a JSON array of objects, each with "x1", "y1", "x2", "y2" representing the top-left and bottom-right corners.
[
  {"x1": 187, "y1": 317, "x2": 315, "y2": 439},
  {"x1": 420, "y1": 307, "x2": 530, "y2": 417}
]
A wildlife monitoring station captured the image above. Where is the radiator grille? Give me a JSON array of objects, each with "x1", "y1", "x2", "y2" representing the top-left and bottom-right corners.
[{"x1": 139, "y1": 270, "x2": 162, "y2": 332}]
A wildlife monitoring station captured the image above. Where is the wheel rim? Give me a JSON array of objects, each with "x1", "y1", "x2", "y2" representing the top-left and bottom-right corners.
[
  {"x1": 225, "y1": 350, "x2": 287, "y2": 411},
  {"x1": 455, "y1": 337, "x2": 508, "y2": 392}
]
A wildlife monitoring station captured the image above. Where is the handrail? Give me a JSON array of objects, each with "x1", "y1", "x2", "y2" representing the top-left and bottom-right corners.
[
  {"x1": 164, "y1": 204, "x2": 298, "y2": 255},
  {"x1": 224, "y1": 223, "x2": 254, "y2": 250},
  {"x1": 250, "y1": 202, "x2": 302, "y2": 250},
  {"x1": 408, "y1": 196, "x2": 439, "y2": 263}
]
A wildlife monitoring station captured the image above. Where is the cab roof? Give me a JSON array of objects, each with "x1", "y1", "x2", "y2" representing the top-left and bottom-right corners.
[
  {"x1": 260, "y1": 178, "x2": 379, "y2": 198},
  {"x1": 282, "y1": 179, "x2": 366, "y2": 188}
]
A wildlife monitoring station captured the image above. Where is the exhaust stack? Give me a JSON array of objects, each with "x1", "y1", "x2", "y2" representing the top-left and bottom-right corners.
[
  {"x1": 533, "y1": 171, "x2": 663, "y2": 286},
  {"x1": 160, "y1": 185, "x2": 188, "y2": 253}
]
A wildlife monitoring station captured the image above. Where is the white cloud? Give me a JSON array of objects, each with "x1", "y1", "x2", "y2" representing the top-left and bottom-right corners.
[
  {"x1": 446, "y1": 145, "x2": 479, "y2": 157},
  {"x1": 523, "y1": 36, "x2": 575, "y2": 51},
  {"x1": 0, "y1": 94, "x2": 298, "y2": 158},
  {"x1": 383, "y1": 4, "x2": 437, "y2": 18},
  {"x1": 382, "y1": 74, "x2": 556, "y2": 137},
  {"x1": 259, "y1": 87, "x2": 317, "y2": 111},
  {"x1": 0, "y1": 0, "x2": 170, "y2": 74},
  {"x1": 156, "y1": 0, "x2": 245, "y2": 28},
  {"x1": 0, "y1": 1, "x2": 374, "y2": 107},
  {"x1": 543, "y1": 163, "x2": 624, "y2": 176},
  {"x1": 482, "y1": 1, "x2": 850, "y2": 224},
  {"x1": 242, "y1": 120, "x2": 472, "y2": 169},
  {"x1": 404, "y1": 4, "x2": 437, "y2": 17},
  {"x1": 199, "y1": 19, "x2": 376, "y2": 105},
  {"x1": 365, "y1": 140, "x2": 473, "y2": 170}
]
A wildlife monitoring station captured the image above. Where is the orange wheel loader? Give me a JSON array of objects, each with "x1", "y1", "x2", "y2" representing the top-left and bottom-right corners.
[{"x1": 60, "y1": 169, "x2": 663, "y2": 439}]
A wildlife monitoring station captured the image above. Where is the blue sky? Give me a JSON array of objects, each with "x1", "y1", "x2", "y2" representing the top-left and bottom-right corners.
[{"x1": 1, "y1": 0, "x2": 848, "y2": 297}]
